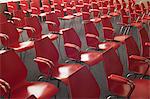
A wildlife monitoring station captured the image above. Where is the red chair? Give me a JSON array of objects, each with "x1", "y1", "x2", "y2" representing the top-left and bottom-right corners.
[
  {"x1": 7, "y1": 2, "x2": 18, "y2": 13},
  {"x1": 124, "y1": 36, "x2": 150, "y2": 76},
  {"x1": 84, "y1": 21, "x2": 120, "y2": 50},
  {"x1": 41, "y1": 0, "x2": 51, "y2": 13},
  {"x1": 103, "y1": 48, "x2": 150, "y2": 99},
  {"x1": 109, "y1": 0, "x2": 120, "y2": 17},
  {"x1": 24, "y1": 15, "x2": 58, "y2": 41},
  {"x1": 30, "y1": 1, "x2": 46, "y2": 17},
  {"x1": 45, "y1": 12, "x2": 61, "y2": 33},
  {"x1": 0, "y1": 22, "x2": 34, "y2": 52},
  {"x1": 34, "y1": 37, "x2": 100, "y2": 98},
  {"x1": 115, "y1": 0, "x2": 122, "y2": 12},
  {"x1": 12, "y1": 9, "x2": 26, "y2": 29},
  {"x1": 101, "y1": 16, "x2": 130, "y2": 42},
  {"x1": 62, "y1": 28, "x2": 103, "y2": 67},
  {"x1": 82, "y1": 12, "x2": 101, "y2": 24},
  {"x1": 0, "y1": 50, "x2": 58, "y2": 98},
  {"x1": 20, "y1": 0, "x2": 30, "y2": 13}
]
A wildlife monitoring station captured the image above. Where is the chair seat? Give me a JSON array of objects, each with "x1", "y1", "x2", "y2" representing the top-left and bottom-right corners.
[
  {"x1": 131, "y1": 22, "x2": 142, "y2": 28},
  {"x1": 114, "y1": 35, "x2": 130, "y2": 43},
  {"x1": 144, "y1": 16, "x2": 150, "y2": 20},
  {"x1": 10, "y1": 40, "x2": 34, "y2": 52},
  {"x1": 80, "y1": 51, "x2": 103, "y2": 66},
  {"x1": 90, "y1": 18, "x2": 101, "y2": 23},
  {"x1": 109, "y1": 12, "x2": 120, "y2": 16},
  {"x1": 62, "y1": 15, "x2": 75, "y2": 20},
  {"x1": 75, "y1": 5, "x2": 84, "y2": 8},
  {"x1": 42, "y1": 33, "x2": 58, "y2": 41},
  {"x1": 98, "y1": 41, "x2": 120, "y2": 50},
  {"x1": 73, "y1": 12, "x2": 82, "y2": 17},
  {"x1": 131, "y1": 79, "x2": 150, "y2": 99},
  {"x1": 11, "y1": 82, "x2": 58, "y2": 98},
  {"x1": 52, "y1": 64, "x2": 83, "y2": 84}
]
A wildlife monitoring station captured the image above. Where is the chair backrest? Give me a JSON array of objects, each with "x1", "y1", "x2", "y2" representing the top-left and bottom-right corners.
[
  {"x1": 0, "y1": 13, "x2": 7, "y2": 24},
  {"x1": 0, "y1": 50, "x2": 27, "y2": 90},
  {"x1": 125, "y1": 36, "x2": 140, "y2": 57},
  {"x1": 139, "y1": 28, "x2": 150, "y2": 57},
  {"x1": 13, "y1": 10, "x2": 26, "y2": 28},
  {"x1": 62, "y1": 28, "x2": 81, "y2": 48},
  {"x1": 116, "y1": 0, "x2": 121, "y2": 10},
  {"x1": 103, "y1": 48, "x2": 123, "y2": 78},
  {"x1": 0, "y1": 22, "x2": 19, "y2": 47},
  {"x1": 35, "y1": 37, "x2": 59, "y2": 66},
  {"x1": 82, "y1": 12, "x2": 90, "y2": 21},
  {"x1": 46, "y1": 12, "x2": 60, "y2": 27},
  {"x1": 124, "y1": 36, "x2": 140, "y2": 71},
  {"x1": 84, "y1": 21, "x2": 100, "y2": 48},
  {"x1": 82, "y1": 4, "x2": 90, "y2": 12},
  {"x1": 62, "y1": 28, "x2": 81, "y2": 60},
  {"x1": 101, "y1": 16, "x2": 113, "y2": 28},
  {"x1": 7, "y1": 2, "x2": 18, "y2": 13},
  {"x1": 20, "y1": 0, "x2": 29, "y2": 11},
  {"x1": 30, "y1": 2, "x2": 41, "y2": 15},
  {"x1": 101, "y1": 16, "x2": 114, "y2": 40},
  {"x1": 69, "y1": 66, "x2": 100, "y2": 98},
  {"x1": 140, "y1": 3, "x2": 146, "y2": 13},
  {"x1": 25, "y1": 16, "x2": 42, "y2": 39}
]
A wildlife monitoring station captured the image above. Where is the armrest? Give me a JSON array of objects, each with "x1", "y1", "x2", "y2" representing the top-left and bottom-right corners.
[
  {"x1": 145, "y1": 42, "x2": 150, "y2": 47},
  {"x1": 43, "y1": 5, "x2": 49, "y2": 8},
  {"x1": 86, "y1": 33, "x2": 99, "y2": 40},
  {"x1": 108, "y1": 74, "x2": 135, "y2": 97},
  {"x1": 35, "y1": 57, "x2": 54, "y2": 66},
  {"x1": 55, "y1": 9, "x2": 61, "y2": 13},
  {"x1": 4, "y1": 11, "x2": 12, "y2": 15},
  {"x1": 31, "y1": 7, "x2": 38, "y2": 10},
  {"x1": 64, "y1": 43, "x2": 81, "y2": 52},
  {"x1": 0, "y1": 79, "x2": 11, "y2": 94},
  {"x1": 12, "y1": 17, "x2": 21, "y2": 21},
  {"x1": 129, "y1": 55, "x2": 150, "y2": 63},
  {"x1": 103, "y1": 27, "x2": 115, "y2": 32},
  {"x1": 34, "y1": 57, "x2": 53, "y2": 68},
  {"x1": 117, "y1": 22, "x2": 128, "y2": 26},
  {"x1": 108, "y1": 74, "x2": 134, "y2": 84},
  {"x1": 45, "y1": 21, "x2": 57, "y2": 26},
  {"x1": 0, "y1": 33, "x2": 9, "y2": 40},
  {"x1": 7, "y1": 5, "x2": 14, "y2": 9},
  {"x1": 19, "y1": 3, "x2": 26, "y2": 7},
  {"x1": 23, "y1": 27, "x2": 36, "y2": 33}
]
